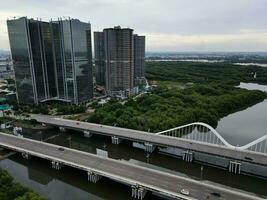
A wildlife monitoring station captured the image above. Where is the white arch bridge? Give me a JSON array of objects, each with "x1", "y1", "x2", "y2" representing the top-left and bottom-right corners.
[{"x1": 156, "y1": 122, "x2": 267, "y2": 154}]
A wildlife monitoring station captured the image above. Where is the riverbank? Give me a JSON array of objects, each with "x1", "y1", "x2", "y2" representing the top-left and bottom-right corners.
[
  {"x1": 0, "y1": 116, "x2": 54, "y2": 130},
  {"x1": 84, "y1": 61, "x2": 267, "y2": 132},
  {"x1": 86, "y1": 83, "x2": 266, "y2": 132},
  {"x1": 216, "y1": 82, "x2": 267, "y2": 146},
  {"x1": 0, "y1": 150, "x2": 16, "y2": 160},
  {"x1": 0, "y1": 168, "x2": 46, "y2": 200}
]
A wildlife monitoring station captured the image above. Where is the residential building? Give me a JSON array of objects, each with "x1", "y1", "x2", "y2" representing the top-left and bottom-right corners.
[
  {"x1": 94, "y1": 32, "x2": 105, "y2": 86},
  {"x1": 133, "y1": 34, "x2": 146, "y2": 86},
  {"x1": 94, "y1": 26, "x2": 146, "y2": 98},
  {"x1": 103, "y1": 26, "x2": 134, "y2": 98}
]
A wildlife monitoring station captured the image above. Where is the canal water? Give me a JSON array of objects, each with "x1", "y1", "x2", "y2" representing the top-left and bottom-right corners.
[{"x1": 0, "y1": 82, "x2": 267, "y2": 200}]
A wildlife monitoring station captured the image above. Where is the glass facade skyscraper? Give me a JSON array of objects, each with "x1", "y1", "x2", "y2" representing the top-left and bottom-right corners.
[{"x1": 7, "y1": 17, "x2": 93, "y2": 104}]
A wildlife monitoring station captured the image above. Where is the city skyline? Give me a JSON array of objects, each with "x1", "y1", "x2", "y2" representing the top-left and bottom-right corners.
[{"x1": 0, "y1": 0, "x2": 267, "y2": 52}]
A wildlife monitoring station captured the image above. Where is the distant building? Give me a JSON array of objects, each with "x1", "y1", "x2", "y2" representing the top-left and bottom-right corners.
[
  {"x1": 94, "y1": 26, "x2": 145, "y2": 98},
  {"x1": 0, "y1": 57, "x2": 14, "y2": 80},
  {"x1": 94, "y1": 32, "x2": 105, "y2": 86},
  {"x1": 133, "y1": 34, "x2": 146, "y2": 86},
  {"x1": 7, "y1": 17, "x2": 93, "y2": 104}
]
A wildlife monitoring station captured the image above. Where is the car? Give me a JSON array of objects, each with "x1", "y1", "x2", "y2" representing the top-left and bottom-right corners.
[
  {"x1": 211, "y1": 192, "x2": 221, "y2": 197},
  {"x1": 58, "y1": 147, "x2": 65, "y2": 151},
  {"x1": 76, "y1": 122, "x2": 80, "y2": 125},
  {"x1": 180, "y1": 189, "x2": 190, "y2": 196}
]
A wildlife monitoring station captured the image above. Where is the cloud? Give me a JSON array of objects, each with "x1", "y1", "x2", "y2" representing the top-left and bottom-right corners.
[
  {"x1": 0, "y1": 0, "x2": 267, "y2": 51},
  {"x1": 146, "y1": 30, "x2": 267, "y2": 51}
]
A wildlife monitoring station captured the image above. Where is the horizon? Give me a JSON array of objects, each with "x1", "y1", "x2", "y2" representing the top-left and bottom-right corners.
[
  {"x1": 0, "y1": 0, "x2": 267, "y2": 52},
  {"x1": 1, "y1": 49, "x2": 267, "y2": 54}
]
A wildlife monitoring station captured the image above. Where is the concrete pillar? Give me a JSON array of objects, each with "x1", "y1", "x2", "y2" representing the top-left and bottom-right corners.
[
  {"x1": 13, "y1": 127, "x2": 22, "y2": 135},
  {"x1": 182, "y1": 150, "x2": 194, "y2": 162},
  {"x1": 83, "y1": 130, "x2": 92, "y2": 138},
  {"x1": 229, "y1": 161, "x2": 241, "y2": 174},
  {"x1": 111, "y1": 136, "x2": 122, "y2": 145},
  {"x1": 87, "y1": 171, "x2": 101, "y2": 183},
  {"x1": 51, "y1": 161, "x2": 62, "y2": 170},
  {"x1": 21, "y1": 152, "x2": 31, "y2": 159},
  {"x1": 144, "y1": 142, "x2": 155, "y2": 153},
  {"x1": 138, "y1": 187, "x2": 147, "y2": 200},
  {"x1": 59, "y1": 127, "x2": 66, "y2": 132},
  {"x1": 131, "y1": 185, "x2": 147, "y2": 200},
  {"x1": 132, "y1": 185, "x2": 138, "y2": 198}
]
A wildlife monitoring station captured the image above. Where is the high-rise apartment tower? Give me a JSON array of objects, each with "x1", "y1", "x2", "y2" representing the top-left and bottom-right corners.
[
  {"x1": 94, "y1": 26, "x2": 145, "y2": 98},
  {"x1": 133, "y1": 34, "x2": 146, "y2": 85},
  {"x1": 94, "y1": 32, "x2": 105, "y2": 86}
]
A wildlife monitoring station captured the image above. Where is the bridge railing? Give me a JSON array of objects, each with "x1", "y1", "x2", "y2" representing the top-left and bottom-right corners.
[
  {"x1": 156, "y1": 122, "x2": 267, "y2": 154},
  {"x1": 241, "y1": 135, "x2": 267, "y2": 154},
  {"x1": 156, "y1": 122, "x2": 234, "y2": 148}
]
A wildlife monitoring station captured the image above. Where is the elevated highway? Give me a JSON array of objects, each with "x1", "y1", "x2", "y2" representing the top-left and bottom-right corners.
[
  {"x1": 32, "y1": 115, "x2": 267, "y2": 167},
  {"x1": 0, "y1": 132, "x2": 264, "y2": 200}
]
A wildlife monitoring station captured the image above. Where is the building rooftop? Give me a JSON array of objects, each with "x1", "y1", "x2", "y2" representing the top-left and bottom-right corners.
[{"x1": 104, "y1": 26, "x2": 133, "y2": 31}]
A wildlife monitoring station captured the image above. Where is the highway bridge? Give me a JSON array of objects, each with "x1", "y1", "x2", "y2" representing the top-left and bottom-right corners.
[
  {"x1": 32, "y1": 115, "x2": 267, "y2": 170},
  {"x1": 0, "y1": 132, "x2": 264, "y2": 200}
]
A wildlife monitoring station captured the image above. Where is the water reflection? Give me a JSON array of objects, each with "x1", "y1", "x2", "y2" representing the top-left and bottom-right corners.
[
  {"x1": 1, "y1": 129, "x2": 267, "y2": 199},
  {"x1": 216, "y1": 82, "x2": 267, "y2": 146},
  {"x1": 0, "y1": 156, "x2": 161, "y2": 200},
  {"x1": 238, "y1": 82, "x2": 267, "y2": 92}
]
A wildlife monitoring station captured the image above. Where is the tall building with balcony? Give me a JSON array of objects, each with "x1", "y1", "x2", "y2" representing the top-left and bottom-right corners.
[
  {"x1": 7, "y1": 17, "x2": 93, "y2": 104},
  {"x1": 103, "y1": 26, "x2": 134, "y2": 98},
  {"x1": 94, "y1": 27, "x2": 146, "y2": 98},
  {"x1": 94, "y1": 32, "x2": 105, "y2": 86}
]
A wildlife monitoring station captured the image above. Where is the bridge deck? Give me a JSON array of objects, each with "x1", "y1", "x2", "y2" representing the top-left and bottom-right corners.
[
  {"x1": 0, "y1": 133, "x2": 264, "y2": 200},
  {"x1": 32, "y1": 115, "x2": 267, "y2": 165}
]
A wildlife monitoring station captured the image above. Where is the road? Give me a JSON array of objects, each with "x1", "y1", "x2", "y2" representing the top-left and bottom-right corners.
[
  {"x1": 32, "y1": 114, "x2": 267, "y2": 166},
  {"x1": 0, "y1": 132, "x2": 264, "y2": 200}
]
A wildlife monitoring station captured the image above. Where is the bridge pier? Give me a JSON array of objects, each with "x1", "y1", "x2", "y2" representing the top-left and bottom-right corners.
[
  {"x1": 131, "y1": 185, "x2": 147, "y2": 200},
  {"x1": 21, "y1": 152, "x2": 31, "y2": 159},
  {"x1": 87, "y1": 171, "x2": 101, "y2": 183},
  {"x1": 111, "y1": 136, "x2": 122, "y2": 145},
  {"x1": 144, "y1": 142, "x2": 155, "y2": 153},
  {"x1": 229, "y1": 161, "x2": 241, "y2": 174},
  {"x1": 182, "y1": 150, "x2": 194, "y2": 162},
  {"x1": 83, "y1": 130, "x2": 92, "y2": 138},
  {"x1": 51, "y1": 161, "x2": 62, "y2": 170},
  {"x1": 59, "y1": 127, "x2": 66, "y2": 132}
]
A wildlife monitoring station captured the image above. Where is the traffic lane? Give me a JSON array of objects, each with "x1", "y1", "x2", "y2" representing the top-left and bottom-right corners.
[
  {"x1": 0, "y1": 134, "x2": 263, "y2": 200},
  {"x1": 45, "y1": 117, "x2": 267, "y2": 165}
]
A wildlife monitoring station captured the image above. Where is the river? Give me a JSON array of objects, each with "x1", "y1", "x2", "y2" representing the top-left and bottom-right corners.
[
  {"x1": 216, "y1": 82, "x2": 267, "y2": 146},
  {"x1": 0, "y1": 83, "x2": 267, "y2": 200}
]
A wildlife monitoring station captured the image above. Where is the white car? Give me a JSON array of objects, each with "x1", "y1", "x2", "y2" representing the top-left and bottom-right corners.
[{"x1": 180, "y1": 189, "x2": 190, "y2": 196}]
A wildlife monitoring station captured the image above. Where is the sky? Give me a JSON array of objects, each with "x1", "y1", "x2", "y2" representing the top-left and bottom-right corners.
[{"x1": 0, "y1": 0, "x2": 267, "y2": 52}]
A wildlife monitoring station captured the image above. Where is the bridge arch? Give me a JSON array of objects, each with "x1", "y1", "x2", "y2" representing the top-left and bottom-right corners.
[{"x1": 157, "y1": 122, "x2": 267, "y2": 154}]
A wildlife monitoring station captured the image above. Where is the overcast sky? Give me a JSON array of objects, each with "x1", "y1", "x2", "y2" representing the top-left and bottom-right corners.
[{"x1": 0, "y1": 0, "x2": 267, "y2": 52}]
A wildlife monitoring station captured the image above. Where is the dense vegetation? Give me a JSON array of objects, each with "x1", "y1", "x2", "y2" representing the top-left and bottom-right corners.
[
  {"x1": 88, "y1": 84, "x2": 265, "y2": 132},
  {"x1": 145, "y1": 61, "x2": 267, "y2": 85},
  {"x1": 0, "y1": 169, "x2": 46, "y2": 200},
  {"x1": 87, "y1": 62, "x2": 267, "y2": 132}
]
